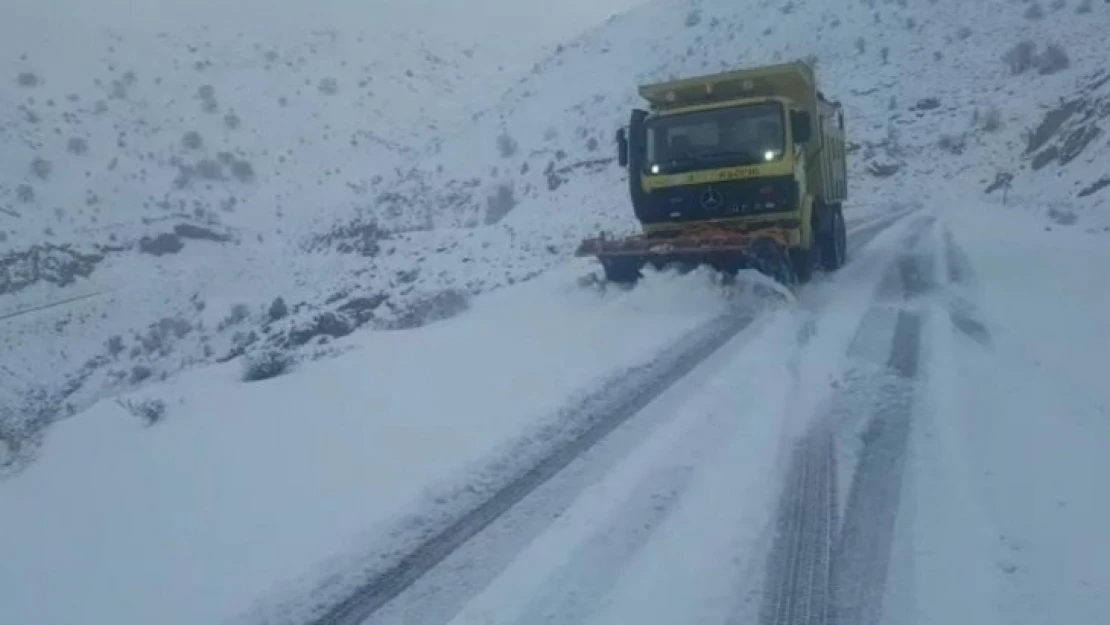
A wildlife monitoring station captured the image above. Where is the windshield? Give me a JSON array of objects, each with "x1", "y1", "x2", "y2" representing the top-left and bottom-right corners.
[{"x1": 644, "y1": 102, "x2": 785, "y2": 173}]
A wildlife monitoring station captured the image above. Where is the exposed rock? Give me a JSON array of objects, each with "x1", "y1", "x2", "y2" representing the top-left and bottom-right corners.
[
  {"x1": 384, "y1": 288, "x2": 470, "y2": 330},
  {"x1": 1077, "y1": 176, "x2": 1110, "y2": 198},
  {"x1": 0, "y1": 244, "x2": 104, "y2": 295},
  {"x1": 173, "y1": 223, "x2": 232, "y2": 243},
  {"x1": 1031, "y1": 145, "x2": 1059, "y2": 170},
  {"x1": 910, "y1": 97, "x2": 941, "y2": 111},
  {"x1": 1058, "y1": 123, "x2": 1101, "y2": 165},
  {"x1": 337, "y1": 293, "x2": 388, "y2": 326},
  {"x1": 1026, "y1": 99, "x2": 1083, "y2": 154},
  {"x1": 286, "y1": 312, "x2": 353, "y2": 347},
  {"x1": 138, "y1": 233, "x2": 184, "y2": 256},
  {"x1": 268, "y1": 297, "x2": 289, "y2": 321}
]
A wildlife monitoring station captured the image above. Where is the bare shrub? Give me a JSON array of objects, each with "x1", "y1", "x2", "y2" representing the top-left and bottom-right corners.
[
  {"x1": 116, "y1": 397, "x2": 167, "y2": 426},
  {"x1": 16, "y1": 72, "x2": 40, "y2": 87},
  {"x1": 106, "y1": 335, "x2": 125, "y2": 358},
  {"x1": 1003, "y1": 40, "x2": 1037, "y2": 74},
  {"x1": 1036, "y1": 44, "x2": 1070, "y2": 75},
  {"x1": 1048, "y1": 207, "x2": 1078, "y2": 225},
  {"x1": 387, "y1": 289, "x2": 470, "y2": 330},
  {"x1": 496, "y1": 131, "x2": 519, "y2": 158},
  {"x1": 485, "y1": 183, "x2": 517, "y2": 224},
  {"x1": 938, "y1": 134, "x2": 966, "y2": 154},
  {"x1": 182, "y1": 131, "x2": 204, "y2": 150},
  {"x1": 30, "y1": 157, "x2": 52, "y2": 179},
  {"x1": 242, "y1": 348, "x2": 292, "y2": 382},
  {"x1": 16, "y1": 184, "x2": 34, "y2": 203},
  {"x1": 1024, "y1": 2, "x2": 1045, "y2": 19},
  {"x1": 318, "y1": 77, "x2": 338, "y2": 95},
  {"x1": 129, "y1": 364, "x2": 154, "y2": 384},
  {"x1": 1077, "y1": 0, "x2": 1093, "y2": 13},
  {"x1": 195, "y1": 159, "x2": 224, "y2": 180},
  {"x1": 268, "y1": 297, "x2": 288, "y2": 321},
  {"x1": 684, "y1": 9, "x2": 702, "y2": 27},
  {"x1": 230, "y1": 160, "x2": 256, "y2": 182},
  {"x1": 981, "y1": 106, "x2": 1003, "y2": 132},
  {"x1": 1, "y1": 405, "x2": 48, "y2": 476},
  {"x1": 67, "y1": 137, "x2": 89, "y2": 155},
  {"x1": 867, "y1": 160, "x2": 901, "y2": 178},
  {"x1": 221, "y1": 303, "x2": 251, "y2": 329}
]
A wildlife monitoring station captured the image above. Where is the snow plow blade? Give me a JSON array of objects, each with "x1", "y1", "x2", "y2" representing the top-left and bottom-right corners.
[{"x1": 576, "y1": 228, "x2": 797, "y2": 286}]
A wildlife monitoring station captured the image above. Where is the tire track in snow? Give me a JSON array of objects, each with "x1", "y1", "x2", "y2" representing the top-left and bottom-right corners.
[
  {"x1": 760, "y1": 422, "x2": 837, "y2": 625},
  {"x1": 830, "y1": 308, "x2": 921, "y2": 625},
  {"x1": 829, "y1": 226, "x2": 931, "y2": 625},
  {"x1": 940, "y1": 226, "x2": 991, "y2": 347},
  {"x1": 760, "y1": 217, "x2": 932, "y2": 625}
]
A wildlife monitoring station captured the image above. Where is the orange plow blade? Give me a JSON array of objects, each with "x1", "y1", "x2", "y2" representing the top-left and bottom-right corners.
[{"x1": 575, "y1": 228, "x2": 796, "y2": 285}]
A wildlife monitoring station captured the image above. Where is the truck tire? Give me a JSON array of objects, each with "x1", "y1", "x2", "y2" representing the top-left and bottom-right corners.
[
  {"x1": 601, "y1": 257, "x2": 643, "y2": 284},
  {"x1": 790, "y1": 248, "x2": 814, "y2": 284},
  {"x1": 751, "y1": 237, "x2": 797, "y2": 287},
  {"x1": 818, "y1": 203, "x2": 847, "y2": 271}
]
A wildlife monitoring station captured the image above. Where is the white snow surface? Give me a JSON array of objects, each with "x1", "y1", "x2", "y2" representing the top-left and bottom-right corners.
[
  {"x1": 2, "y1": 0, "x2": 1110, "y2": 624},
  {"x1": 886, "y1": 194, "x2": 1110, "y2": 625},
  {"x1": 0, "y1": 265, "x2": 747, "y2": 625}
]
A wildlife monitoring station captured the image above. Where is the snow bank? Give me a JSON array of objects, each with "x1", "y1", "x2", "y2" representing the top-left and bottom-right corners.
[
  {"x1": 0, "y1": 264, "x2": 744, "y2": 625},
  {"x1": 897, "y1": 194, "x2": 1110, "y2": 625}
]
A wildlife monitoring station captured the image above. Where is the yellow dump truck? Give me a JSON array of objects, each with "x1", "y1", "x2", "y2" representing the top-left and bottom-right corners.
[{"x1": 577, "y1": 61, "x2": 848, "y2": 285}]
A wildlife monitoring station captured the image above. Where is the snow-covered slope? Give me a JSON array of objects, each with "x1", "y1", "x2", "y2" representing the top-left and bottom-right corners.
[
  {"x1": 0, "y1": 0, "x2": 653, "y2": 436},
  {"x1": 335, "y1": 0, "x2": 1109, "y2": 234}
]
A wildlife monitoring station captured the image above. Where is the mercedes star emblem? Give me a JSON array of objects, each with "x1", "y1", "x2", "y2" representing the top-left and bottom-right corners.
[{"x1": 700, "y1": 186, "x2": 723, "y2": 210}]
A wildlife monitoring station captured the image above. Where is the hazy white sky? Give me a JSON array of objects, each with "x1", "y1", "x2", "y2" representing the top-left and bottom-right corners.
[{"x1": 6, "y1": 0, "x2": 648, "y2": 65}]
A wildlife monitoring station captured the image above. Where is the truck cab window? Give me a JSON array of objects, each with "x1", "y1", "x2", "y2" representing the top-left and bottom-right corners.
[{"x1": 644, "y1": 102, "x2": 785, "y2": 173}]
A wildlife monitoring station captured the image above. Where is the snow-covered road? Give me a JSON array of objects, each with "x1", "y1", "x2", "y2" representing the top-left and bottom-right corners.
[
  {"x1": 340, "y1": 199, "x2": 1110, "y2": 625},
  {"x1": 334, "y1": 212, "x2": 930, "y2": 625}
]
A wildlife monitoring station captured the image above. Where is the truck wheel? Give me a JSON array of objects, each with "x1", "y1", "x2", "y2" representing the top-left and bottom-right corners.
[
  {"x1": 818, "y1": 204, "x2": 847, "y2": 271},
  {"x1": 790, "y1": 248, "x2": 814, "y2": 284},
  {"x1": 601, "y1": 257, "x2": 643, "y2": 284},
  {"x1": 751, "y1": 237, "x2": 797, "y2": 287}
]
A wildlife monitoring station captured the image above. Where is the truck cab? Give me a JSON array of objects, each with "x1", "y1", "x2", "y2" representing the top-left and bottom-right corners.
[{"x1": 614, "y1": 62, "x2": 847, "y2": 281}]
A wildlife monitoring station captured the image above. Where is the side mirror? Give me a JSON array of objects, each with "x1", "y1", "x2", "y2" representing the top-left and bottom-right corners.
[
  {"x1": 791, "y1": 110, "x2": 813, "y2": 144},
  {"x1": 616, "y1": 127, "x2": 629, "y2": 167}
]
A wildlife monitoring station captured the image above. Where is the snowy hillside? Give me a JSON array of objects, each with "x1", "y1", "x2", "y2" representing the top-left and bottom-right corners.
[
  {"x1": 2, "y1": 0, "x2": 1109, "y2": 622},
  {"x1": 0, "y1": 0, "x2": 650, "y2": 440}
]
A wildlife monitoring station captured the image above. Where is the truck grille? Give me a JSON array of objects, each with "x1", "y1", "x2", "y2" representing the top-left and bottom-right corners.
[{"x1": 638, "y1": 176, "x2": 798, "y2": 225}]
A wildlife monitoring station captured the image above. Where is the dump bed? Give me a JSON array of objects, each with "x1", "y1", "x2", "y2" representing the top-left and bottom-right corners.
[{"x1": 638, "y1": 61, "x2": 822, "y2": 117}]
